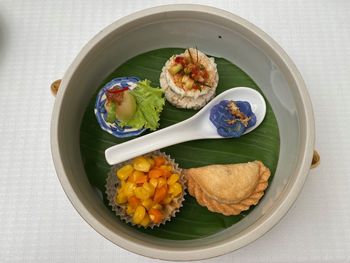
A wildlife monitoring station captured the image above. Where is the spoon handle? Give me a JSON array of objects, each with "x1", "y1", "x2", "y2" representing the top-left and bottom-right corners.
[{"x1": 105, "y1": 121, "x2": 199, "y2": 165}]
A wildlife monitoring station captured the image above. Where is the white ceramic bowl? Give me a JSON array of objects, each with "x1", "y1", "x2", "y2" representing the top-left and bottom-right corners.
[{"x1": 51, "y1": 4, "x2": 315, "y2": 260}]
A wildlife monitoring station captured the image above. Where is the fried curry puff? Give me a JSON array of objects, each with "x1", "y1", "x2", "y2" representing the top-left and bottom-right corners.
[{"x1": 185, "y1": 161, "x2": 270, "y2": 216}]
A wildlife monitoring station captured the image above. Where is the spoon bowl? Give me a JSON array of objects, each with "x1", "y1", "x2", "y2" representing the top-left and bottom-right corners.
[{"x1": 105, "y1": 87, "x2": 266, "y2": 165}]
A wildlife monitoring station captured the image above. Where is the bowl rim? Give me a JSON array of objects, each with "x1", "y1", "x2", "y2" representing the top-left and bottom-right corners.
[{"x1": 51, "y1": 4, "x2": 315, "y2": 261}]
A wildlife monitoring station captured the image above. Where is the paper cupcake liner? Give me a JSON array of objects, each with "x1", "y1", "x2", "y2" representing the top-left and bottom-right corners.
[{"x1": 105, "y1": 150, "x2": 186, "y2": 228}]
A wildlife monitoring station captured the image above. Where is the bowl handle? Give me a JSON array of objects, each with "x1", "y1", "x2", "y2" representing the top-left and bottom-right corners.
[
  {"x1": 51, "y1": 79, "x2": 61, "y2": 96},
  {"x1": 311, "y1": 150, "x2": 320, "y2": 169}
]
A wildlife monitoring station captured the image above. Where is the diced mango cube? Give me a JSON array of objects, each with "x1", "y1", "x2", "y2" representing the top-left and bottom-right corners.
[
  {"x1": 149, "y1": 168, "x2": 163, "y2": 179},
  {"x1": 149, "y1": 208, "x2": 163, "y2": 224},
  {"x1": 159, "y1": 165, "x2": 172, "y2": 177},
  {"x1": 153, "y1": 185, "x2": 167, "y2": 203},
  {"x1": 154, "y1": 156, "x2": 166, "y2": 167},
  {"x1": 128, "y1": 196, "x2": 141, "y2": 208}
]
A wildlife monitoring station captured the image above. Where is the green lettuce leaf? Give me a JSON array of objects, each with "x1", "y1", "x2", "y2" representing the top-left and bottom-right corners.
[
  {"x1": 119, "y1": 80, "x2": 165, "y2": 131},
  {"x1": 105, "y1": 101, "x2": 116, "y2": 123}
]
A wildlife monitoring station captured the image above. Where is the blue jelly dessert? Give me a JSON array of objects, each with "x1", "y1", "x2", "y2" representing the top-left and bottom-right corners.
[{"x1": 209, "y1": 100, "x2": 257, "y2": 138}]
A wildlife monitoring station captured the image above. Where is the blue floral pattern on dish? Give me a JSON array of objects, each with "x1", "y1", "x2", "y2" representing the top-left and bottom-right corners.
[
  {"x1": 94, "y1": 76, "x2": 146, "y2": 138},
  {"x1": 210, "y1": 100, "x2": 257, "y2": 138}
]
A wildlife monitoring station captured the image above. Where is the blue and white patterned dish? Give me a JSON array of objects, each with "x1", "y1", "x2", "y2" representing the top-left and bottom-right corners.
[{"x1": 94, "y1": 76, "x2": 146, "y2": 138}]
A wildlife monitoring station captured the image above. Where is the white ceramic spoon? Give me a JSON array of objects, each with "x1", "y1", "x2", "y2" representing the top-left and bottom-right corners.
[{"x1": 105, "y1": 87, "x2": 266, "y2": 165}]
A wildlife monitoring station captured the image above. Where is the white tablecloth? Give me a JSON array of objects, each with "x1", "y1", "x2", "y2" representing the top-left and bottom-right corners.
[{"x1": 0, "y1": 0, "x2": 349, "y2": 262}]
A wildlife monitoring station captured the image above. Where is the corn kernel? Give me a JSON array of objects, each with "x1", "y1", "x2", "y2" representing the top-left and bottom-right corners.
[
  {"x1": 149, "y1": 178, "x2": 158, "y2": 189},
  {"x1": 123, "y1": 182, "x2": 136, "y2": 198},
  {"x1": 168, "y1": 182, "x2": 182, "y2": 197},
  {"x1": 147, "y1": 158, "x2": 155, "y2": 168},
  {"x1": 141, "y1": 198, "x2": 153, "y2": 210},
  {"x1": 118, "y1": 183, "x2": 126, "y2": 193},
  {"x1": 115, "y1": 191, "x2": 127, "y2": 204},
  {"x1": 157, "y1": 177, "x2": 167, "y2": 188},
  {"x1": 132, "y1": 156, "x2": 151, "y2": 172},
  {"x1": 160, "y1": 165, "x2": 172, "y2": 172},
  {"x1": 128, "y1": 170, "x2": 145, "y2": 183},
  {"x1": 142, "y1": 182, "x2": 155, "y2": 197},
  {"x1": 161, "y1": 195, "x2": 173, "y2": 205},
  {"x1": 151, "y1": 203, "x2": 163, "y2": 210},
  {"x1": 126, "y1": 204, "x2": 135, "y2": 215},
  {"x1": 140, "y1": 214, "x2": 150, "y2": 227},
  {"x1": 134, "y1": 187, "x2": 150, "y2": 200},
  {"x1": 167, "y1": 174, "x2": 180, "y2": 185},
  {"x1": 133, "y1": 205, "x2": 146, "y2": 224},
  {"x1": 116, "y1": 164, "x2": 134, "y2": 181}
]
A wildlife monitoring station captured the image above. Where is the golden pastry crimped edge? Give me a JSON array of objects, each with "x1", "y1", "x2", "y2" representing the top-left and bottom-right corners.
[{"x1": 185, "y1": 161, "x2": 271, "y2": 216}]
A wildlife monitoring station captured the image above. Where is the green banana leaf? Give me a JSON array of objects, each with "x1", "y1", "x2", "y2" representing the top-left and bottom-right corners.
[{"x1": 80, "y1": 48, "x2": 280, "y2": 240}]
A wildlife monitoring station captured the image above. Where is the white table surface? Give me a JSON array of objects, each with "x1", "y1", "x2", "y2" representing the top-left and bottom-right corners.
[{"x1": 0, "y1": 0, "x2": 349, "y2": 262}]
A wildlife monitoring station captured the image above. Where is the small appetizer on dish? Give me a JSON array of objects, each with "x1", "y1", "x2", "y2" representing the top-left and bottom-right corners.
[
  {"x1": 185, "y1": 161, "x2": 270, "y2": 216},
  {"x1": 210, "y1": 100, "x2": 257, "y2": 137},
  {"x1": 95, "y1": 77, "x2": 165, "y2": 137},
  {"x1": 105, "y1": 151, "x2": 186, "y2": 228},
  {"x1": 160, "y1": 48, "x2": 219, "y2": 109}
]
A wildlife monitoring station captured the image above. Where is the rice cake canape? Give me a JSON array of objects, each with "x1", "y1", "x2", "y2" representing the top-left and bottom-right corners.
[{"x1": 160, "y1": 48, "x2": 219, "y2": 109}]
